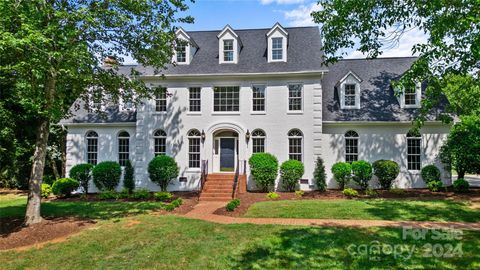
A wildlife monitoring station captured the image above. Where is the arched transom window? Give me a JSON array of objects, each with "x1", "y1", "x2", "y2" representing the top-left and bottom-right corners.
[
  {"x1": 288, "y1": 129, "x2": 303, "y2": 161},
  {"x1": 252, "y1": 129, "x2": 266, "y2": 153},
  {"x1": 118, "y1": 131, "x2": 130, "y2": 166},
  {"x1": 86, "y1": 131, "x2": 98, "y2": 165},
  {"x1": 154, "y1": 129, "x2": 167, "y2": 156},
  {"x1": 188, "y1": 129, "x2": 201, "y2": 168},
  {"x1": 345, "y1": 130, "x2": 359, "y2": 163}
]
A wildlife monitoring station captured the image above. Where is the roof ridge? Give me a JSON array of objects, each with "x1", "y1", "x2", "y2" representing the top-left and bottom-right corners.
[
  {"x1": 339, "y1": 56, "x2": 418, "y2": 61},
  {"x1": 184, "y1": 25, "x2": 319, "y2": 33}
]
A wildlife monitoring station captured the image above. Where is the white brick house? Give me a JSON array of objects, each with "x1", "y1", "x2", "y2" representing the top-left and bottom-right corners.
[{"x1": 61, "y1": 24, "x2": 451, "y2": 193}]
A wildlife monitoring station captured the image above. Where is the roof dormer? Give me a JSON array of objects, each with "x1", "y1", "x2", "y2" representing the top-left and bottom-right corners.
[
  {"x1": 218, "y1": 25, "x2": 241, "y2": 64},
  {"x1": 267, "y1": 23, "x2": 288, "y2": 63},
  {"x1": 174, "y1": 27, "x2": 198, "y2": 65},
  {"x1": 337, "y1": 71, "x2": 362, "y2": 109},
  {"x1": 397, "y1": 81, "x2": 422, "y2": 109}
]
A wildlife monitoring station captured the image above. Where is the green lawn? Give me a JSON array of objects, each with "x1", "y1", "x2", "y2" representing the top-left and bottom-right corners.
[
  {"x1": 244, "y1": 199, "x2": 480, "y2": 222},
  {"x1": 0, "y1": 194, "x2": 167, "y2": 220}
]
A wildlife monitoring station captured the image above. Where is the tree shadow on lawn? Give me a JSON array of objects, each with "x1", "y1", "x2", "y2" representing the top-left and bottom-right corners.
[
  {"x1": 360, "y1": 199, "x2": 480, "y2": 223},
  {"x1": 228, "y1": 226, "x2": 479, "y2": 269}
]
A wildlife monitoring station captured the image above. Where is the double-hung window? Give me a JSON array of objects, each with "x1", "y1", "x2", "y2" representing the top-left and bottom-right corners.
[
  {"x1": 345, "y1": 130, "x2": 359, "y2": 162},
  {"x1": 223, "y1": 40, "x2": 234, "y2": 62},
  {"x1": 176, "y1": 43, "x2": 186, "y2": 63},
  {"x1": 288, "y1": 84, "x2": 302, "y2": 111},
  {"x1": 153, "y1": 129, "x2": 167, "y2": 156},
  {"x1": 86, "y1": 131, "x2": 98, "y2": 165},
  {"x1": 155, "y1": 87, "x2": 167, "y2": 112},
  {"x1": 407, "y1": 131, "x2": 421, "y2": 170},
  {"x1": 252, "y1": 129, "x2": 266, "y2": 153},
  {"x1": 188, "y1": 129, "x2": 201, "y2": 168},
  {"x1": 252, "y1": 85, "x2": 266, "y2": 112},
  {"x1": 213, "y1": 86, "x2": 239, "y2": 112},
  {"x1": 404, "y1": 88, "x2": 417, "y2": 106},
  {"x1": 189, "y1": 87, "x2": 201, "y2": 112},
  {"x1": 118, "y1": 131, "x2": 130, "y2": 167},
  {"x1": 272, "y1": 37, "x2": 283, "y2": 60},
  {"x1": 344, "y1": 84, "x2": 356, "y2": 107},
  {"x1": 288, "y1": 129, "x2": 303, "y2": 161}
]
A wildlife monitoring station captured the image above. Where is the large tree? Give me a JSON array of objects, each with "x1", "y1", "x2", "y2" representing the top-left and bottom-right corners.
[{"x1": 0, "y1": 0, "x2": 193, "y2": 225}]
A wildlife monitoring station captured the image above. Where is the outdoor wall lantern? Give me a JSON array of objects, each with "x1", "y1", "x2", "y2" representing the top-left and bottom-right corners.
[
  {"x1": 201, "y1": 130, "x2": 206, "y2": 142},
  {"x1": 245, "y1": 129, "x2": 250, "y2": 142}
]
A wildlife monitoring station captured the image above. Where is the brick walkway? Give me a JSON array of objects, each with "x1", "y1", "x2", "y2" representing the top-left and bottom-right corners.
[{"x1": 184, "y1": 201, "x2": 480, "y2": 230}]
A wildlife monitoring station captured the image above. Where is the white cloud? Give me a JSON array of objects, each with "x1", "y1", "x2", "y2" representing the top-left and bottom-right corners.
[
  {"x1": 260, "y1": 0, "x2": 305, "y2": 5},
  {"x1": 282, "y1": 3, "x2": 321, "y2": 26}
]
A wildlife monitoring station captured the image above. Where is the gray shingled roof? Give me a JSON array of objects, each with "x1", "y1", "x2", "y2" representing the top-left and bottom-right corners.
[
  {"x1": 322, "y1": 57, "x2": 447, "y2": 122},
  {"x1": 117, "y1": 26, "x2": 326, "y2": 76},
  {"x1": 60, "y1": 100, "x2": 136, "y2": 124}
]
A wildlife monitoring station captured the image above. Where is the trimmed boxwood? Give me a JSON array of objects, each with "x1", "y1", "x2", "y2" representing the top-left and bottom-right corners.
[
  {"x1": 70, "y1": 163, "x2": 94, "y2": 194},
  {"x1": 52, "y1": 178, "x2": 79, "y2": 197},
  {"x1": 351, "y1": 160, "x2": 373, "y2": 190},
  {"x1": 249, "y1": 153, "x2": 279, "y2": 192},
  {"x1": 453, "y1": 178, "x2": 470, "y2": 193},
  {"x1": 421, "y1": 165, "x2": 441, "y2": 184},
  {"x1": 331, "y1": 162, "x2": 351, "y2": 190},
  {"x1": 148, "y1": 155, "x2": 179, "y2": 191},
  {"x1": 280, "y1": 159, "x2": 304, "y2": 192},
  {"x1": 92, "y1": 161, "x2": 122, "y2": 191},
  {"x1": 372, "y1": 160, "x2": 400, "y2": 189}
]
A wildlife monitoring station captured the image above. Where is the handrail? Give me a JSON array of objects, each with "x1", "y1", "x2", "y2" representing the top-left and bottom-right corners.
[
  {"x1": 199, "y1": 159, "x2": 208, "y2": 197},
  {"x1": 232, "y1": 159, "x2": 240, "y2": 198}
]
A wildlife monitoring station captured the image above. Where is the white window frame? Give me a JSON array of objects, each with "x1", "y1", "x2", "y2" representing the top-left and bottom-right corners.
[
  {"x1": 223, "y1": 39, "x2": 234, "y2": 62},
  {"x1": 271, "y1": 37, "x2": 283, "y2": 61},
  {"x1": 86, "y1": 131, "x2": 98, "y2": 165},
  {"x1": 400, "y1": 82, "x2": 422, "y2": 108},
  {"x1": 176, "y1": 42, "x2": 187, "y2": 63},
  {"x1": 188, "y1": 129, "x2": 201, "y2": 169},
  {"x1": 213, "y1": 86, "x2": 240, "y2": 112},
  {"x1": 153, "y1": 129, "x2": 167, "y2": 156},
  {"x1": 251, "y1": 129, "x2": 266, "y2": 153},
  {"x1": 339, "y1": 72, "x2": 361, "y2": 110},
  {"x1": 154, "y1": 87, "x2": 167, "y2": 113},
  {"x1": 267, "y1": 23, "x2": 288, "y2": 63},
  {"x1": 287, "y1": 84, "x2": 303, "y2": 113},
  {"x1": 288, "y1": 129, "x2": 303, "y2": 162},
  {"x1": 251, "y1": 84, "x2": 266, "y2": 113},
  {"x1": 189, "y1": 87, "x2": 201, "y2": 113},
  {"x1": 344, "y1": 130, "x2": 359, "y2": 163},
  {"x1": 407, "y1": 132, "x2": 422, "y2": 171},
  {"x1": 173, "y1": 28, "x2": 194, "y2": 65},
  {"x1": 118, "y1": 131, "x2": 130, "y2": 167}
]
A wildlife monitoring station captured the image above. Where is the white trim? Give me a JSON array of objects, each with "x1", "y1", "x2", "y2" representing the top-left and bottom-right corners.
[
  {"x1": 60, "y1": 122, "x2": 136, "y2": 127},
  {"x1": 399, "y1": 82, "x2": 422, "y2": 109},
  {"x1": 140, "y1": 70, "x2": 328, "y2": 79},
  {"x1": 266, "y1": 22, "x2": 288, "y2": 37},
  {"x1": 339, "y1": 71, "x2": 362, "y2": 83},
  {"x1": 287, "y1": 83, "x2": 303, "y2": 113},
  {"x1": 217, "y1": 25, "x2": 238, "y2": 39},
  {"x1": 323, "y1": 121, "x2": 447, "y2": 126},
  {"x1": 251, "y1": 84, "x2": 267, "y2": 114}
]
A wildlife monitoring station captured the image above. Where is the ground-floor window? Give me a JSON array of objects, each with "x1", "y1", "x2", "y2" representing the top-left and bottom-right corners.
[
  {"x1": 118, "y1": 131, "x2": 130, "y2": 166},
  {"x1": 288, "y1": 129, "x2": 303, "y2": 161},
  {"x1": 407, "y1": 131, "x2": 421, "y2": 170},
  {"x1": 252, "y1": 129, "x2": 266, "y2": 153},
  {"x1": 188, "y1": 129, "x2": 201, "y2": 168},
  {"x1": 153, "y1": 129, "x2": 166, "y2": 156},
  {"x1": 86, "y1": 131, "x2": 98, "y2": 165},
  {"x1": 345, "y1": 130, "x2": 359, "y2": 163}
]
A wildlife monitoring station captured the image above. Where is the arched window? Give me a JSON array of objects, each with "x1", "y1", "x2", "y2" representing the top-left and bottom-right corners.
[
  {"x1": 86, "y1": 131, "x2": 98, "y2": 165},
  {"x1": 407, "y1": 131, "x2": 421, "y2": 170},
  {"x1": 118, "y1": 131, "x2": 130, "y2": 166},
  {"x1": 252, "y1": 129, "x2": 266, "y2": 153},
  {"x1": 288, "y1": 129, "x2": 303, "y2": 161},
  {"x1": 188, "y1": 129, "x2": 201, "y2": 168},
  {"x1": 153, "y1": 129, "x2": 167, "y2": 156},
  {"x1": 345, "y1": 130, "x2": 359, "y2": 163}
]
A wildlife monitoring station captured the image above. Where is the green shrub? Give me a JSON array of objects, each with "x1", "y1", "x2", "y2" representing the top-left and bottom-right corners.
[
  {"x1": 117, "y1": 188, "x2": 130, "y2": 199},
  {"x1": 123, "y1": 160, "x2": 135, "y2": 193},
  {"x1": 41, "y1": 183, "x2": 52, "y2": 198},
  {"x1": 171, "y1": 198, "x2": 183, "y2": 208},
  {"x1": 266, "y1": 192, "x2": 280, "y2": 200},
  {"x1": 343, "y1": 188, "x2": 358, "y2": 197},
  {"x1": 154, "y1": 191, "x2": 173, "y2": 202},
  {"x1": 365, "y1": 188, "x2": 378, "y2": 197},
  {"x1": 52, "y1": 178, "x2": 79, "y2": 197},
  {"x1": 421, "y1": 165, "x2": 441, "y2": 184},
  {"x1": 313, "y1": 157, "x2": 327, "y2": 191},
  {"x1": 248, "y1": 153, "x2": 279, "y2": 192},
  {"x1": 372, "y1": 160, "x2": 400, "y2": 189},
  {"x1": 164, "y1": 203, "x2": 176, "y2": 211},
  {"x1": 43, "y1": 175, "x2": 55, "y2": 186},
  {"x1": 131, "y1": 188, "x2": 151, "y2": 200},
  {"x1": 97, "y1": 190, "x2": 118, "y2": 200},
  {"x1": 331, "y1": 162, "x2": 351, "y2": 189},
  {"x1": 92, "y1": 161, "x2": 121, "y2": 191},
  {"x1": 280, "y1": 160, "x2": 304, "y2": 192},
  {"x1": 226, "y1": 199, "x2": 240, "y2": 212},
  {"x1": 453, "y1": 178, "x2": 470, "y2": 193},
  {"x1": 351, "y1": 160, "x2": 373, "y2": 190},
  {"x1": 70, "y1": 163, "x2": 94, "y2": 194},
  {"x1": 148, "y1": 155, "x2": 179, "y2": 191},
  {"x1": 295, "y1": 190, "x2": 304, "y2": 197},
  {"x1": 427, "y1": 180, "x2": 444, "y2": 192}
]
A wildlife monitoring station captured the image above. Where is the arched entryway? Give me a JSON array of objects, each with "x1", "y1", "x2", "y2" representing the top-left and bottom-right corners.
[{"x1": 212, "y1": 130, "x2": 238, "y2": 172}]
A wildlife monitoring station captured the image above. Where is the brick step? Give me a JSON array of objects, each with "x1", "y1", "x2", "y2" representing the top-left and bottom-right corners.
[
  {"x1": 205, "y1": 180, "x2": 234, "y2": 183},
  {"x1": 204, "y1": 182, "x2": 233, "y2": 186},
  {"x1": 202, "y1": 188, "x2": 232, "y2": 192},
  {"x1": 199, "y1": 196, "x2": 231, "y2": 202},
  {"x1": 206, "y1": 174, "x2": 235, "y2": 180},
  {"x1": 200, "y1": 192, "x2": 232, "y2": 197}
]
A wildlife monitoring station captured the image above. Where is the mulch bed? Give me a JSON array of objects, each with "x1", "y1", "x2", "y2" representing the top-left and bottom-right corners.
[
  {"x1": 214, "y1": 188, "x2": 480, "y2": 217},
  {"x1": 0, "y1": 217, "x2": 95, "y2": 251}
]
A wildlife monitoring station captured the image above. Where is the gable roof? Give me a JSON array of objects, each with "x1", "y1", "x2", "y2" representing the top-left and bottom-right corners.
[
  {"x1": 322, "y1": 57, "x2": 447, "y2": 122},
  {"x1": 117, "y1": 26, "x2": 326, "y2": 77}
]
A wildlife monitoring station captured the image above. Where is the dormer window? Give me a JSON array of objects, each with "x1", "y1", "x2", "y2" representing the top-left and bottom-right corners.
[
  {"x1": 338, "y1": 71, "x2": 362, "y2": 109},
  {"x1": 176, "y1": 43, "x2": 186, "y2": 63},
  {"x1": 174, "y1": 27, "x2": 198, "y2": 65},
  {"x1": 267, "y1": 23, "x2": 288, "y2": 63},
  {"x1": 223, "y1": 40, "x2": 234, "y2": 62},
  {"x1": 399, "y1": 82, "x2": 422, "y2": 108}
]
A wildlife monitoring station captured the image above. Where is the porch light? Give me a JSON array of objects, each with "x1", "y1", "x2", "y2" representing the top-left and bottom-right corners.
[
  {"x1": 201, "y1": 130, "x2": 206, "y2": 142},
  {"x1": 245, "y1": 129, "x2": 250, "y2": 142}
]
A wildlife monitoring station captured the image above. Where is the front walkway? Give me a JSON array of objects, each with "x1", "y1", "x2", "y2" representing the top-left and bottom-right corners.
[{"x1": 184, "y1": 202, "x2": 480, "y2": 230}]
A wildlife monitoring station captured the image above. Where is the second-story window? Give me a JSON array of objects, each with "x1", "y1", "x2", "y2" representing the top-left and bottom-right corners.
[
  {"x1": 344, "y1": 84, "x2": 356, "y2": 107},
  {"x1": 223, "y1": 39, "x2": 234, "y2": 62},
  {"x1": 176, "y1": 43, "x2": 186, "y2": 63},
  {"x1": 272, "y1": 37, "x2": 283, "y2": 60},
  {"x1": 155, "y1": 87, "x2": 167, "y2": 112},
  {"x1": 189, "y1": 87, "x2": 201, "y2": 112},
  {"x1": 214, "y1": 86, "x2": 239, "y2": 112},
  {"x1": 288, "y1": 84, "x2": 302, "y2": 111},
  {"x1": 252, "y1": 85, "x2": 266, "y2": 112},
  {"x1": 404, "y1": 88, "x2": 417, "y2": 106}
]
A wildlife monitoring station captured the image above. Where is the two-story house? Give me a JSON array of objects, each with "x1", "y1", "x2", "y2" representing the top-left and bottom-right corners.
[{"x1": 61, "y1": 24, "x2": 451, "y2": 198}]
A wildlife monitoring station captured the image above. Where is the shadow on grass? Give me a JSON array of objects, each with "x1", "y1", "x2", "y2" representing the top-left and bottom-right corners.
[{"x1": 229, "y1": 226, "x2": 479, "y2": 269}]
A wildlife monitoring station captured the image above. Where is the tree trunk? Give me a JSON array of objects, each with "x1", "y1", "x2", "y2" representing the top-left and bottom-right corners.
[
  {"x1": 458, "y1": 170, "x2": 465, "y2": 179},
  {"x1": 51, "y1": 156, "x2": 60, "y2": 180},
  {"x1": 24, "y1": 118, "x2": 50, "y2": 225}
]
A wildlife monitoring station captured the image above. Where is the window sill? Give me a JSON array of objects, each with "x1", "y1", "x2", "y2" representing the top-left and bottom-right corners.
[
  {"x1": 341, "y1": 106, "x2": 360, "y2": 110},
  {"x1": 186, "y1": 112, "x2": 202, "y2": 116},
  {"x1": 250, "y1": 111, "x2": 266, "y2": 115},
  {"x1": 402, "y1": 105, "x2": 421, "y2": 109},
  {"x1": 211, "y1": 112, "x2": 241, "y2": 116},
  {"x1": 186, "y1": 168, "x2": 201, "y2": 173},
  {"x1": 287, "y1": 111, "x2": 303, "y2": 115}
]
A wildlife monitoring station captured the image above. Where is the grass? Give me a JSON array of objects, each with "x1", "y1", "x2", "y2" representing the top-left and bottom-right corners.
[
  {"x1": 0, "y1": 194, "x2": 168, "y2": 220},
  {"x1": 244, "y1": 199, "x2": 480, "y2": 222},
  {"x1": 1, "y1": 215, "x2": 480, "y2": 269}
]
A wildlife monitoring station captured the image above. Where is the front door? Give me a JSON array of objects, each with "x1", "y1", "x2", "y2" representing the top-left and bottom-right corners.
[{"x1": 220, "y1": 138, "x2": 235, "y2": 172}]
